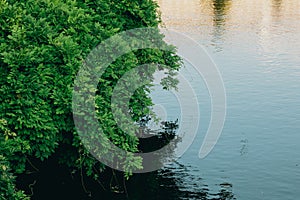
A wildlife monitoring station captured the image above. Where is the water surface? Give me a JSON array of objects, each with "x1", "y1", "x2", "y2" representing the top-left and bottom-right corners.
[{"x1": 153, "y1": 0, "x2": 300, "y2": 199}]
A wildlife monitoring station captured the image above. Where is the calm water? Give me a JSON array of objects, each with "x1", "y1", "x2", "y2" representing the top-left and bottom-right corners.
[{"x1": 152, "y1": 0, "x2": 300, "y2": 199}]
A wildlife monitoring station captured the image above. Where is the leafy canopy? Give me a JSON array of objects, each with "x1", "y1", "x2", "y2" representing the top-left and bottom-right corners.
[{"x1": 0, "y1": 0, "x2": 180, "y2": 196}]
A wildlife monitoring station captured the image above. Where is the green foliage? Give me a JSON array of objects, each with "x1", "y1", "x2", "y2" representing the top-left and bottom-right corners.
[
  {"x1": 0, "y1": 119, "x2": 29, "y2": 199},
  {"x1": 0, "y1": 156, "x2": 29, "y2": 200},
  {"x1": 0, "y1": 0, "x2": 180, "y2": 196}
]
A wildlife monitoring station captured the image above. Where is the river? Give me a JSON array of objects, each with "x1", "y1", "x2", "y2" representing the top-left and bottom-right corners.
[{"x1": 149, "y1": 0, "x2": 300, "y2": 199}]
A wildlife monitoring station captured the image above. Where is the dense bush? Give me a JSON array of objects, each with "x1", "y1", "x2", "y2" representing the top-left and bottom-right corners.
[
  {"x1": 0, "y1": 119, "x2": 29, "y2": 199},
  {"x1": 0, "y1": 0, "x2": 180, "y2": 197}
]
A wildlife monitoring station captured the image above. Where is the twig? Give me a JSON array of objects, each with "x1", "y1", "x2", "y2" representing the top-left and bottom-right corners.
[
  {"x1": 28, "y1": 180, "x2": 36, "y2": 196},
  {"x1": 80, "y1": 166, "x2": 91, "y2": 197},
  {"x1": 123, "y1": 175, "x2": 129, "y2": 199},
  {"x1": 26, "y1": 157, "x2": 39, "y2": 172}
]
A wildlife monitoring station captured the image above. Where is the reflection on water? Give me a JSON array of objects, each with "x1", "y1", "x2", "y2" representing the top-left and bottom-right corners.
[
  {"x1": 211, "y1": 0, "x2": 231, "y2": 51},
  {"x1": 272, "y1": 0, "x2": 282, "y2": 15},
  {"x1": 20, "y1": 158, "x2": 236, "y2": 200},
  {"x1": 126, "y1": 162, "x2": 236, "y2": 200},
  {"x1": 158, "y1": 0, "x2": 300, "y2": 53},
  {"x1": 156, "y1": 0, "x2": 300, "y2": 199}
]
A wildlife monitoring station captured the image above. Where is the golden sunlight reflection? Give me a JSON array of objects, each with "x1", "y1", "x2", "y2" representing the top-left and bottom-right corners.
[{"x1": 157, "y1": 0, "x2": 300, "y2": 63}]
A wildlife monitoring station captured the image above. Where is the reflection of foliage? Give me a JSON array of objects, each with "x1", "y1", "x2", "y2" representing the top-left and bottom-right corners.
[
  {"x1": 138, "y1": 119, "x2": 179, "y2": 153},
  {"x1": 212, "y1": 0, "x2": 232, "y2": 18},
  {"x1": 218, "y1": 189, "x2": 236, "y2": 200},
  {"x1": 211, "y1": 0, "x2": 232, "y2": 52},
  {"x1": 124, "y1": 163, "x2": 237, "y2": 200},
  {"x1": 0, "y1": 0, "x2": 180, "y2": 197}
]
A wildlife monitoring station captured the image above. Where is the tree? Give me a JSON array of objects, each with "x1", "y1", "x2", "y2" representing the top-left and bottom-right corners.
[{"x1": 0, "y1": 0, "x2": 180, "y2": 197}]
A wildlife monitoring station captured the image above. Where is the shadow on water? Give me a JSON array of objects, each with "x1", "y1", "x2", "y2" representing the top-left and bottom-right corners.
[
  {"x1": 16, "y1": 120, "x2": 235, "y2": 199},
  {"x1": 126, "y1": 163, "x2": 236, "y2": 200},
  {"x1": 17, "y1": 160, "x2": 236, "y2": 200}
]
